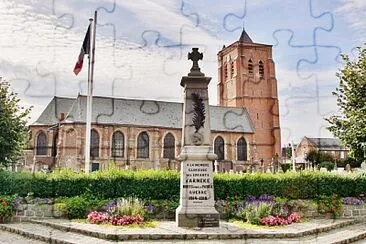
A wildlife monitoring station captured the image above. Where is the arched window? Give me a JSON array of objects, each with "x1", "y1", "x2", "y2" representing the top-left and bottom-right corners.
[
  {"x1": 90, "y1": 129, "x2": 99, "y2": 158},
  {"x1": 224, "y1": 63, "x2": 228, "y2": 79},
  {"x1": 214, "y1": 136, "x2": 225, "y2": 161},
  {"x1": 137, "y1": 132, "x2": 149, "y2": 158},
  {"x1": 237, "y1": 137, "x2": 248, "y2": 161},
  {"x1": 36, "y1": 132, "x2": 47, "y2": 155},
  {"x1": 259, "y1": 60, "x2": 264, "y2": 78},
  {"x1": 163, "y1": 133, "x2": 175, "y2": 159},
  {"x1": 112, "y1": 131, "x2": 124, "y2": 157},
  {"x1": 248, "y1": 59, "x2": 253, "y2": 74},
  {"x1": 231, "y1": 61, "x2": 235, "y2": 77}
]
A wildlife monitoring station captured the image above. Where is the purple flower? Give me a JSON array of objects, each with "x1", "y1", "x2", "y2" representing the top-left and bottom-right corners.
[{"x1": 344, "y1": 197, "x2": 363, "y2": 205}]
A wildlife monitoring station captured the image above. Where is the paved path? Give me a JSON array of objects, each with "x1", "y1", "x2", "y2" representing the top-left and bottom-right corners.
[
  {"x1": 0, "y1": 230, "x2": 46, "y2": 244},
  {"x1": 1, "y1": 218, "x2": 366, "y2": 243}
]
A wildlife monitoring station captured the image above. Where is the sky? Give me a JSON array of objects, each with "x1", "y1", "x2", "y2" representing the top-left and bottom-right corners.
[{"x1": 0, "y1": 0, "x2": 365, "y2": 145}]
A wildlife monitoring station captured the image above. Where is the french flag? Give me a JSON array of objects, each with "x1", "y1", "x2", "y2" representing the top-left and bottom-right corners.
[{"x1": 73, "y1": 24, "x2": 91, "y2": 75}]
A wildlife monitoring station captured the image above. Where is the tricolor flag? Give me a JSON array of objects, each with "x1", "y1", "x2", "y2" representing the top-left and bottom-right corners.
[{"x1": 73, "y1": 24, "x2": 91, "y2": 75}]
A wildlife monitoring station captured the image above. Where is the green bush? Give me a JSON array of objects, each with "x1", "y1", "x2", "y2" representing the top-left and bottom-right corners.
[
  {"x1": 246, "y1": 202, "x2": 272, "y2": 225},
  {"x1": 319, "y1": 161, "x2": 336, "y2": 171},
  {"x1": 62, "y1": 196, "x2": 89, "y2": 219},
  {"x1": 1, "y1": 169, "x2": 366, "y2": 200},
  {"x1": 281, "y1": 163, "x2": 292, "y2": 173},
  {"x1": 57, "y1": 194, "x2": 109, "y2": 219}
]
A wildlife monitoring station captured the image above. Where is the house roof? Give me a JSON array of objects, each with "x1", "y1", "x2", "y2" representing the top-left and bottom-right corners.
[
  {"x1": 306, "y1": 137, "x2": 347, "y2": 150},
  {"x1": 33, "y1": 95, "x2": 255, "y2": 133}
]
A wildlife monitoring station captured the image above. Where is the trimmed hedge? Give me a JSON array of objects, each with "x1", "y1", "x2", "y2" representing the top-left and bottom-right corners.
[{"x1": 1, "y1": 169, "x2": 366, "y2": 199}]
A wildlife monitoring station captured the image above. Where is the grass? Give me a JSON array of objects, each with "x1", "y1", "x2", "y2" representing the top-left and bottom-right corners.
[
  {"x1": 72, "y1": 219, "x2": 158, "y2": 228},
  {"x1": 229, "y1": 219, "x2": 289, "y2": 229}
]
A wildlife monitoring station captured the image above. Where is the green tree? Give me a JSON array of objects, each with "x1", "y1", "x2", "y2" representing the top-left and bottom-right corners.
[
  {"x1": 305, "y1": 150, "x2": 335, "y2": 166},
  {"x1": 0, "y1": 80, "x2": 31, "y2": 168},
  {"x1": 326, "y1": 46, "x2": 366, "y2": 161}
]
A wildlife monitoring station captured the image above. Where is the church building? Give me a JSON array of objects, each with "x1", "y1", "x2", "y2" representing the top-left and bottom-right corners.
[{"x1": 25, "y1": 29, "x2": 281, "y2": 172}]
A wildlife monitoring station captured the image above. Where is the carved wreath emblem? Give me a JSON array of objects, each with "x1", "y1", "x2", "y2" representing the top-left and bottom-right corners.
[{"x1": 191, "y1": 93, "x2": 205, "y2": 133}]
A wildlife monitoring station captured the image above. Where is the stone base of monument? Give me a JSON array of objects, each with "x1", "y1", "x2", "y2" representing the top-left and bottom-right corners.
[
  {"x1": 176, "y1": 208, "x2": 220, "y2": 228},
  {"x1": 176, "y1": 146, "x2": 219, "y2": 228}
]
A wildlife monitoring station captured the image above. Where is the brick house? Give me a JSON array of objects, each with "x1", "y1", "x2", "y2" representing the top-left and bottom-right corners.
[
  {"x1": 25, "y1": 29, "x2": 281, "y2": 172},
  {"x1": 295, "y1": 137, "x2": 349, "y2": 161}
]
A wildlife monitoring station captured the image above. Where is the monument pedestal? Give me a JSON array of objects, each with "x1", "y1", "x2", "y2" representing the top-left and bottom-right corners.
[{"x1": 176, "y1": 146, "x2": 219, "y2": 227}]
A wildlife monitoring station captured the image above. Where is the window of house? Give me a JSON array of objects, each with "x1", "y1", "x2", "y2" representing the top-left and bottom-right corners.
[
  {"x1": 214, "y1": 136, "x2": 225, "y2": 161},
  {"x1": 137, "y1": 132, "x2": 149, "y2": 158},
  {"x1": 231, "y1": 61, "x2": 235, "y2": 77},
  {"x1": 163, "y1": 133, "x2": 175, "y2": 159},
  {"x1": 36, "y1": 132, "x2": 47, "y2": 155},
  {"x1": 237, "y1": 137, "x2": 248, "y2": 161},
  {"x1": 111, "y1": 131, "x2": 124, "y2": 157},
  {"x1": 259, "y1": 60, "x2": 264, "y2": 78},
  {"x1": 340, "y1": 151, "x2": 345, "y2": 159},
  {"x1": 90, "y1": 129, "x2": 99, "y2": 158},
  {"x1": 248, "y1": 59, "x2": 253, "y2": 74}
]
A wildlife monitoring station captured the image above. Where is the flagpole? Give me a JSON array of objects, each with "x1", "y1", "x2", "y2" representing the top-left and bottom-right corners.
[{"x1": 84, "y1": 11, "x2": 97, "y2": 173}]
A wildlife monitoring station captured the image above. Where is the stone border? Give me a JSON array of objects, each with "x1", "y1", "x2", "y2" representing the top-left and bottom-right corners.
[
  {"x1": 28, "y1": 219, "x2": 359, "y2": 240},
  {"x1": 13, "y1": 202, "x2": 366, "y2": 223},
  {"x1": 14, "y1": 204, "x2": 64, "y2": 222}
]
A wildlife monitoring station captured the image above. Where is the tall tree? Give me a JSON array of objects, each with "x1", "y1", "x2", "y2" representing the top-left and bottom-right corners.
[
  {"x1": 326, "y1": 46, "x2": 366, "y2": 161},
  {"x1": 0, "y1": 79, "x2": 31, "y2": 168}
]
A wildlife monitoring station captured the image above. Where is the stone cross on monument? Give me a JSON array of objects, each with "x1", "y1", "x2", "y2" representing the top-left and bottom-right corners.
[
  {"x1": 188, "y1": 48, "x2": 204, "y2": 76},
  {"x1": 176, "y1": 48, "x2": 219, "y2": 228}
]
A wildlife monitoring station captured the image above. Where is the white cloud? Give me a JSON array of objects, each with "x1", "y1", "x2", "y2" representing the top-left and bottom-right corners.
[{"x1": 335, "y1": 0, "x2": 366, "y2": 42}]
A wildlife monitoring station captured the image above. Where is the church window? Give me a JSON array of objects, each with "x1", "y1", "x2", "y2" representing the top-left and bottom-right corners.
[
  {"x1": 36, "y1": 132, "x2": 47, "y2": 155},
  {"x1": 163, "y1": 133, "x2": 175, "y2": 159},
  {"x1": 248, "y1": 59, "x2": 253, "y2": 74},
  {"x1": 259, "y1": 60, "x2": 264, "y2": 78},
  {"x1": 237, "y1": 137, "x2": 248, "y2": 161},
  {"x1": 111, "y1": 131, "x2": 124, "y2": 157},
  {"x1": 224, "y1": 63, "x2": 228, "y2": 79},
  {"x1": 90, "y1": 129, "x2": 100, "y2": 158},
  {"x1": 231, "y1": 61, "x2": 235, "y2": 77},
  {"x1": 214, "y1": 136, "x2": 225, "y2": 161},
  {"x1": 137, "y1": 132, "x2": 149, "y2": 158}
]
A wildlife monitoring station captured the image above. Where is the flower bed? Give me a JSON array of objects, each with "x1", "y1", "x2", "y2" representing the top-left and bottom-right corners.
[{"x1": 87, "y1": 198, "x2": 146, "y2": 226}]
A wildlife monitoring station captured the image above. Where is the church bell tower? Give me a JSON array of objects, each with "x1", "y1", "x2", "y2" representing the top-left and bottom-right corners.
[{"x1": 217, "y1": 29, "x2": 281, "y2": 163}]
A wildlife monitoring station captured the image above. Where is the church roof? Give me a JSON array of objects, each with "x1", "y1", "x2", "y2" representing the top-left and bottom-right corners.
[
  {"x1": 238, "y1": 28, "x2": 253, "y2": 43},
  {"x1": 33, "y1": 96, "x2": 255, "y2": 133}
]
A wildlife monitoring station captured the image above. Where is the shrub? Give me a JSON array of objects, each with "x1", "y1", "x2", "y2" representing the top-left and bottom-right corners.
[
  {"x1": 281, "y1": 163, "x2": 292, "y2": 173},
  {"x1": 63, "y1": 196, "x2": 89, "y2": 219},
  {"x1": 0, "y1": 196, "x2": 15, "y2": 223},
  {"x1": 343, "y1": 157, "x2": 362, "y2": 168},
  {"x1": 317, "y1": 194, "x2": 343, "y2": 218},
  {"x1": 246, "y1": 202, "x2": 272, "y2": 225},
  {"x1": 271, "y1": 202, "x2": 290, "y2": 218},
  {"x1": 1, "y1": 170, "x2": 366, "y2": 200},
  {"x1": 318, "y1": 161, "x2": 335, "y2": 171}
]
